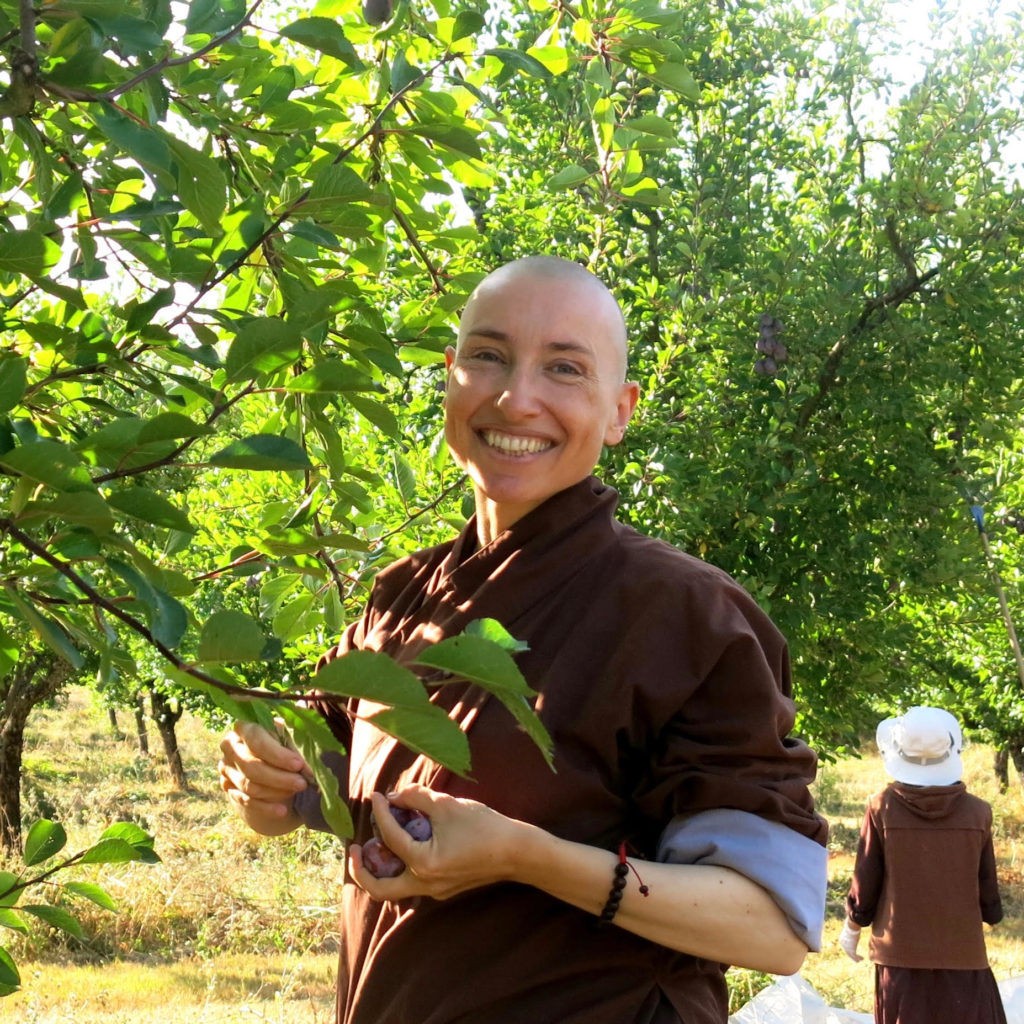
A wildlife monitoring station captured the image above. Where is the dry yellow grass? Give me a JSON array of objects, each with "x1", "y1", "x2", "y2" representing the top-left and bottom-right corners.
[
  {"x1": 0, "y1": 953, "x2": 337, "y2": 1023},
  {"x1": 2, "y1": 687, "x2": 341, "y2": 1022},
  {"x1": 5, "y1": 687, "x2": 1024, "y2": 1020}
]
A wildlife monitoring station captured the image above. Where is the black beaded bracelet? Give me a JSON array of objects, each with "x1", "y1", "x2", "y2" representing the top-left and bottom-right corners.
[{"x1": 596, "y1": 841, "x2": 650, "y2": 927}]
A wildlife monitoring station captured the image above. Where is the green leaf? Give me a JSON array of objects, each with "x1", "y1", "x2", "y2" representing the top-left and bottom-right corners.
[
  {"x1": 0, "y1": 440, "x2": 98, "y2": 494},
  {"x1": 408, "y1": 125, "x2": 483, "y2": 160},
  {"x1": 106, "y1": 558, "x2": 187, "y2": 650},
  {"x1": 167, "y1": 668, "x2": 274, "y2": 728},
  {"x1": 255, "y1": 528, "x2": 368, "y2": 557},
  {"x1": 168, "y1": 138, "x2": 228, "y2": 234},
  {"x1": 137, "y1": 412, "x2": 214, "y2": 444},
  {"x1": 451, "y1": 9, "x2": 485, "y2": 40},
  {"x1": 392, "y1": 451, "x2": 416, "y2": 504},
  {"x1": 622, "y1": 114, "x2": 679, "y2": 139},
  {"x1": 277, "y1": 704, "x2": 353, "y2": 839},
  {"x1": 123, "y1": 285, "x2": 175, "y2": 334},
  {"x1": 197, "y1": 610, "x2": 269, "y2": 663},
  {"x1": 19, "y1": 491, "x2": 115, "y2": 533},
  {"x1": 0, "y1": 231, "x2": 61, "y2": 277},
  {"x1": 285, "y1": 361, "x2": 375, "y2": 394},
  {"x1": 0, "y1": 872, "x2": 21, "y2": 908},
  {"x1": 0, "y1": 357, "x2": 28, "y2": 414},
  {"x1": 307, "y1": 164, "x2": 373, "y2": 205},
  {"x1": 259, "y1": 65, "x2": 296, "y2": 110},
  {"x1": 367, "y1": 705, "x2": 471, "y2": 775},
  {"x1": 315, "y1": 650, "x2": 430, "y2": 709},
  {"x1": 62, "y1": 881, "x2": 117, "y2": 912},
  {"x1": 416, "y1": 633, "x2": 553, "y2": 767},
  {"x1": 224, "y1": 319, "x2": 304, "y2": 382},
  {"x1": 0, "y1": 909, "x2": 28, "y2": 934},
  {"x1": 7, "y1": 592, "x2": 85, "y2": 669},
  {"x1": 59, "y1": 0, "x2": 127, "y2": 16},
  {"x1": 280, "y1": 18, "x2": 361, "y2": 66},
  {"x1": 415, "y1": 634, "x2": 535, "y2": 695},
  {"x1": 91, "y1": 108, "x2": 174, "y2": 188},
  {"x1": 644, "y1": 61, "x2": 700, "y2": 100},
  {"x1": 100, "y1": 821, "x2": 154, "y2": 849},
  {"x1": 0, "y1": 946, "x2": 20, "y2": 991},
  {"x1": 345, "y1": 393, "x2": 400, "y2": 439},
  {"x1": 79, "y1": 827, "x2": 158, "y2": 865},
  {"x1": 463, "y1": 618, "x2": 529, "y2": 653},
  {"x1": 547, "y1": 164, "x2": 592, "y2": 189},
  {"x1": 24, "y1": 820, "x2": 67, "y2": 866},
  {"x1": 22, "y1": 904, "x2": 84, "y2": 940},
  {"x1": 526, "y1": 44, "x2": 570, "y2": 75},
  {"x1": 207, "y1": 435, "x2": 312, "y2": 471},
  {"x1": 271, "y1": 593, "x2": 316, "y2": 643},
  {"x1": 106, "y1": 487, "x2": 195, "y2": 533},
  {"x1": 26, "y1": 274, "x2": 88, "y2": 311},
  {"x1": 483, "y1": 47, "x2": 552, "y2": 79}
]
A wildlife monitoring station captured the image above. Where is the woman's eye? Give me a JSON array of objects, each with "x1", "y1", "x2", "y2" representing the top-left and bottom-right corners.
[
  {"x1": 471, "y1": 350, "x2": 502, "y2": 362},
  {"x1": 551, "y1": 362, "x2": 582, "y2": 376}
]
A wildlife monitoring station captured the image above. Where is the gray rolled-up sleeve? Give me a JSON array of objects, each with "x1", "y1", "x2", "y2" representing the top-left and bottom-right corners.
[{"x1": 657, "y1": 807, "x2": 828, "y2": 951}]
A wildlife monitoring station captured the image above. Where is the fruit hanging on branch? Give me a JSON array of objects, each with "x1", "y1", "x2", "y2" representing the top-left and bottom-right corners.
[
  {"x1": 362, "y1": 0, "x2": 394, "y2": 26},
  {"x1": 754, "y1": 313, "x2": 788, "y2": 375}
]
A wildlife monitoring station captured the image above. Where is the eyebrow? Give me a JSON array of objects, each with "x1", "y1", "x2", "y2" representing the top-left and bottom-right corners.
[{"x1": 463, "y1": 329, "x2": 594, "y2": 358}]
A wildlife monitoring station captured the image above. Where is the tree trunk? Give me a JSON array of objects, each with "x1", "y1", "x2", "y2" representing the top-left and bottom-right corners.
[
  {"x1": 149, "y1": 689, "x2": 189, "y2": 791},
  {"x1": 1008, "y1": 737, "x2": 1024, "y2": 796},
  {"x1": 134, "y1": 691, "x2": 149, "y2": 756},
  {"x1": 995, "y1": 748, "x2": 1009, "y2": 793},
  {"x1": 0, "y1": 653, "x2": 72, "y2": 853},
  {"x1": 107, "y1": 706, "x2": 123, "y2": 739}
]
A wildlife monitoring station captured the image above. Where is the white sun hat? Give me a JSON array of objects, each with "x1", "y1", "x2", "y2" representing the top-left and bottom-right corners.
[{"x1": 876, "y1": 706, "x2": 964, "y2": 786}]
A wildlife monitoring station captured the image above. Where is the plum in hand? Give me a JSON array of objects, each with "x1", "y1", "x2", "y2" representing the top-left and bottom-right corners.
[
  {"x1": 362, "y1": 805, "x2": 433, "y2": 878},
  {"x1": 361, "y1": 837, "x2": 406, "y2": 878}
]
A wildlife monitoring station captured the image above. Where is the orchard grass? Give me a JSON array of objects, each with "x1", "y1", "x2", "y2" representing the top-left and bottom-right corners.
[{"x1": 6, "y1": 688, "x2": 1024, "y2": 1020}]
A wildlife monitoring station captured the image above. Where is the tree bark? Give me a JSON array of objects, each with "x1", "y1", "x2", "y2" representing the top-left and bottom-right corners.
[
  {"x1": 134, "y1": 691, "x2": 149, "y2": 756},
  {"x1": 1008, "y1": 737, "x2": 1024, "y2": 796},
  {"x1": 0, "y1": 653, "x2": 73, "y2": 853},
  {"x1": 995, "y1": 748, "x2": 1009, "y2": 793},
  {"x1": 107, "y1": 705, "x2": 123, "y2": 739},
  {"x1": 149, "y1": 689, "x2": 189, "y2": 791}
]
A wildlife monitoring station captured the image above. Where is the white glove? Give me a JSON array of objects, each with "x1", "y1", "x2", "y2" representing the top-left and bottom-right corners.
[{"x1": 839, "y1": 920, "x2": 863, "y2": 962}]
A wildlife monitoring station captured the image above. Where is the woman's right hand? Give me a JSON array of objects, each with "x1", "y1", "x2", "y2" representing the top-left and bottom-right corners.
[{"x1": 218, "y1": 720, "x2": 312, "y2": 835}]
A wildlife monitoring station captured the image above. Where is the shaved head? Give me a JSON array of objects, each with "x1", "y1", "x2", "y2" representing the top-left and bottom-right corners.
[{"x1": 458, "y1": 257, "x2": 630, "y2": 382}]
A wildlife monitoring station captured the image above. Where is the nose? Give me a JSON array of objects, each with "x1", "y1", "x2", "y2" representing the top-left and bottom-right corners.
[{"x1": 494, "y1": 367, "x2": 541, "y2": 418}]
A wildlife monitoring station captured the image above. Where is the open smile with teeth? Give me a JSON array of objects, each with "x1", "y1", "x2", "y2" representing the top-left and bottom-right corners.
[{"x1": 480, "y1": 430, "x2": 553, "y2": 456}]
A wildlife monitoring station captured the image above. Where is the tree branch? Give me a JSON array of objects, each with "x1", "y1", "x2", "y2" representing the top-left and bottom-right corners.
[
  {"x1": 38, "y1": 0, "x2": 266, "y2": 105},
  {"x1": 91, "y1": 382, "x2": 256, "y2": 483},
  {"x1": 392, "y1": 204, "x2": 446, "y2": 293},
  {"x1": 792, "y1": 265, "x2": 941, "y2": 437},
  {"x1": 165, "y1": 54, "x2": 457, "y2": 331},
  {"x1": 0, "y1": 519, "x2": 257, "y2": 698}
]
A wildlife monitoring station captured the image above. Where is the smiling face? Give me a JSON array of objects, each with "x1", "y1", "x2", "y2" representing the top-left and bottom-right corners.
[{"x1": 444, "y1": 258, "x2": 639, "y2": 543}]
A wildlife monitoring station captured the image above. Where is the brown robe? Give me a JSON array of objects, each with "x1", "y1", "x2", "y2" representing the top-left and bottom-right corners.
[
  {"x1": 847, "y1": 782, "x2": 1006, "y2": 1024},
  {"x1": 309, "y1": 476, "x2": 826, "y2": 1024}
]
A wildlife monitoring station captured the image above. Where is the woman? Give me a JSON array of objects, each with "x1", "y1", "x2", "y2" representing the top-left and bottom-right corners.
[
  {"x1": 220, "y1": 256, "x2": 828, "y2": 1024},
  {"x1": 840, "y1": 705, "x2": 1006, "y2": 1024}
]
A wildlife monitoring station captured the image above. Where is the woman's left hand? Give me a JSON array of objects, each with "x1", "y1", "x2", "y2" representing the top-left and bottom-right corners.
[{"x1": 348, "y1": 785, "x2": 534, "y2": 901}]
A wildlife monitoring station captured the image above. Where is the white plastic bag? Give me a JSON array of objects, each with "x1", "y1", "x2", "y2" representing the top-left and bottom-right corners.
[
  {"x1": 731, "y1": 973, "x2": 1024, "y2": 1024},
  {"x1": 728, "y1": 974, "x2": 872, "y2": 1024}
]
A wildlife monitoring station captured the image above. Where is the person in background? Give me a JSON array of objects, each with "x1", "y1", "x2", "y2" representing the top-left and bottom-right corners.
[
  {"x1": 840, "y1": 705, "x2": 1006, "y2": 1024},
  {"x1": 219, "y1": 255, "x2": 828, "y2": 1024}
]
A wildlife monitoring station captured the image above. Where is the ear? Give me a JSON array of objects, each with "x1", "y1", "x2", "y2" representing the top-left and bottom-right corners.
[
  {"x1": 444, "y1": 345, "x2": 455, "y2": 371},
  {"x1": 604, "y1": 381, "x2": 640, "y2": 446}
]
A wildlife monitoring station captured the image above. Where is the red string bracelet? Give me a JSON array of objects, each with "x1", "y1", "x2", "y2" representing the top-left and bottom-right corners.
[{"x1": 596, "y1": 841, "x2": 649, "y2": 927}]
